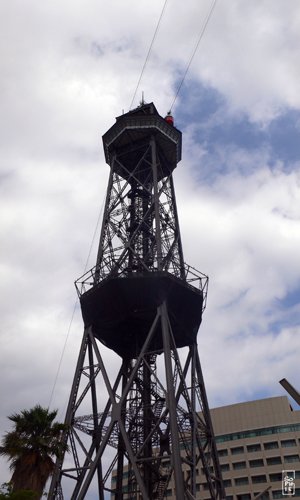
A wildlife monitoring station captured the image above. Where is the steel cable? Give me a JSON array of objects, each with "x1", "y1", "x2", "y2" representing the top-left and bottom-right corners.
[
  {"x1": 169, "y1": 0, "x2": 218, "y2": 112},
  {"x1": 129, "y1": 0, "x2": 169, "y2": 110},
  {"x1": 48, "y1": 198, "x2": 104, "y2": 411}
]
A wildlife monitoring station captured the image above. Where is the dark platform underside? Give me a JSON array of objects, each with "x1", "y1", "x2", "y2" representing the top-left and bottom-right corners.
[{"x1": 80, "y1": 272, "x2": 203, "y2": 359}]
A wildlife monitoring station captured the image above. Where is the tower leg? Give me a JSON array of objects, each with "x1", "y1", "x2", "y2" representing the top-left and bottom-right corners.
[
  {"x1": 49, "y1": 304, "x2": 224, "y2": 499},
  {"x1": 161, "y1": 301, "x2": 185, "y2": 499}
]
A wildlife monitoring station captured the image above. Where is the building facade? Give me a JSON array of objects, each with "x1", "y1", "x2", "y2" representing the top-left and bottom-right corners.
[
  {"x1": 198, "y1": 396, "x2": 300, "y2": 499},
  {"x1": 111, "y1": 396, "x2": 300, "y2": 499}
]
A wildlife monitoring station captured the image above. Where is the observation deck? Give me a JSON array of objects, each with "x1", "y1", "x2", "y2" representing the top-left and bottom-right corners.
[
  {"x1": 75, "y1": 265, "x2": 208, "y2": 359},
  {"x1": 102, "y1": 102, "x2": 182, "y2": 182}
]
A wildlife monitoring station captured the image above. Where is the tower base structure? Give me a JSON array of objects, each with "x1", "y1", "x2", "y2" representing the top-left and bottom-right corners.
[
  {"x1": 48, "y1": 102, "x2": 225, "y2": 499},
  {"x1": 49, "y1": 300, "x2": 225, "y2": 500}
]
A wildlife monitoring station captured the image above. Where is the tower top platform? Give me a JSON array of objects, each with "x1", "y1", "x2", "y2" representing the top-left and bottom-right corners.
[
  {"x1": 102, "y1": 102, "x2": 182, "y2": 176},
  {"x1": 76, "y1": 101, "x2": 208, "y2": 357}
]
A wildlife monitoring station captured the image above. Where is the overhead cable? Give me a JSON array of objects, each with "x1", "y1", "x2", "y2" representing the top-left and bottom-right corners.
[
  {"x1": 129, "y1": 0, "x2": 169, "y2": 110},
  {"x1": 169, "y1": 0, "x2": 218, "y2": 112},
  {"x1": 48, "y1": 199, "x2": 104, "y2": 410}
]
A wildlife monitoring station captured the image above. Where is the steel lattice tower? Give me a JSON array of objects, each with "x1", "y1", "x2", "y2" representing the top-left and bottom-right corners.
[{"x1": 49, "y1": 102, "x2": 225, "y2": 499}]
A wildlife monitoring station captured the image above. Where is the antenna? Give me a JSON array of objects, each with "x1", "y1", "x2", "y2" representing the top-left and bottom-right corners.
[{"x1": 140, "y1": 90, "x2": 145, "y2": 106}]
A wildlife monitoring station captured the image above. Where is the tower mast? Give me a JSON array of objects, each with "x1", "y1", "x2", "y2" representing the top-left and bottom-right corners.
[{"x1": 49, "y1": 102, "x2": 225, "y2": 499}]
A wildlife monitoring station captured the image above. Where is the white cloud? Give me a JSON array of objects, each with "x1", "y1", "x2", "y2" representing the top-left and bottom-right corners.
[
  {"x1": 197, "y1": 1, "x2": 300, "y2": 122},
  {"x1": 1, "y1": 0, "x2": 300, "y2": 487},
  {"x1": 174, "y1": 145, "x2": 300, "y2": 406}
]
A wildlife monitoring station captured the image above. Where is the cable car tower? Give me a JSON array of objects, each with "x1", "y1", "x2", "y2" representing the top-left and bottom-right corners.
[{"x1": 49, "y1": 102, "x2": 225, "y2": 499}]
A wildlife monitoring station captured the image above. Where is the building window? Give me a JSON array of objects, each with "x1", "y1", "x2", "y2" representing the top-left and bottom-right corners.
[
  {"x1": 269, "y1": 473, "x2": 283, "y2": 482},
  {"x1": 264, "y1": 441, "x2": 279, "y2": 450},
  {"x1": 223, "y1": 479, "x2": 232, "y2": 488},
  {"x1": 266, "y1": 456, "x2": 281, "y2": 465},
  {"x1": 235, "y1": 477, "x2": 249, "y2": 486},
  {"x1": 281, "y1": 439, "x2": 296, "y2": 447},
  {"x1": 280, "y1": 426, "x2": 298, "y2": 433},
  {"x1": 273, "y1": 491, "x2": 284, "y2": 499},
  {"x1": 231, "y1": 446, "x2": 244, "y2": 455},
  {"x1": 226, "y1": 497, "x2": 233, "y2": 500},
  {"x1": 233, "y1": 461, "x2": 247, "y2": 470},
  {"x1": 249, "y1": 459, "x2": 264, "y2": 467},
  {"x1": 252, "y1": 474, "x2": 267, "y2": 484},
  {"x1": 284, "y1": 454, "x2": 300, "y2": 463},
  {"x1": 216, "y1": 423, "x2": 300, "y2": 445},
  {"x1": 254, "y1": 493, "x2": 270, "y2": 500},
  {"x1": 218, "y1": 448, "x2": 228, "y2": 457},
  {"x1": 247, "y1": 443, "x2": 261, "y2": 452},
  {"x1": 221, "y1": 463, "x2": 230, "y2": 472},
  {"x1": 237, "y1": 495, "x2": 251, "y2": 500}
]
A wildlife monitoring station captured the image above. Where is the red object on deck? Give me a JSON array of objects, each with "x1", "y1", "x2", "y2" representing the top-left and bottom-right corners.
[{"x1": 165, "y1": 113, "x2": 174, "y2": 126}]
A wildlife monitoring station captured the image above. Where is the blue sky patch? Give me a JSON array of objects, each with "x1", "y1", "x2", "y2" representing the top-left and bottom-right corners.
[
  {"x1": 176, "y1": 79, "x2": 300, "y2": 171},
  {"x1": 279, "y1": 287, "x2": 300, "y2": 308}
]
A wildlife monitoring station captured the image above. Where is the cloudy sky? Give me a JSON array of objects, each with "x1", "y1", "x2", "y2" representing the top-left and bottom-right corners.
[{"x1": 1, "y1": 0, "x2": 300, "y2": 488}]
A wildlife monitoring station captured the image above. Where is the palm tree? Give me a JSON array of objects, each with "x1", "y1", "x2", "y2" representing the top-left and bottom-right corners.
[{"x1": 0, "y1": 405, "x2": 68, "y2": 499}]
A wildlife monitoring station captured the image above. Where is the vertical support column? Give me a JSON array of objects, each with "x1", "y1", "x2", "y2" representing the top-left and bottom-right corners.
[
  {"x1": 151, "y1": 137, "x2": 162, "y2": 270},
  {"x1": 142, "y1": 186, "x2": 151, "y2": 266},
  {"x1": 190, "y1": 345, "x2": 197, "y2": 498},
  {"x1": 95, "y1": 155, "x2": 115, "y2": 272},
  {"x1": 160, "y1": 301, "x2": 185, "y2": 499},
  {"x1": 169, "y1": 175, "x2": 185, "y2": 279},
  {"x1": 143, "y1": 355, "x2": 152, "y2": 494},
  {"x1": 128, "y1": 178, "x2": 137, "y2": 272},
  {"x1": 116, "y1": 363, "x2": 129, "y2": 500},
  {"x1": 48, "y1": 328, "x2": 90, "y2": 499},
  {"x1": 87, "y1": 339, "x2": 104, "y2": 500},
  {"x1": 195, "y1": 349, "x2": 226, "y2": 500}
]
